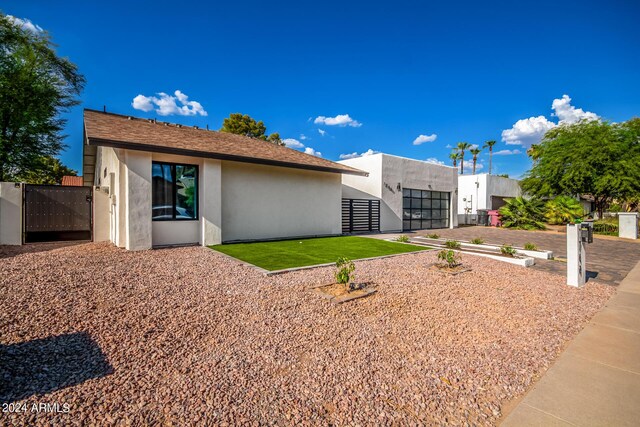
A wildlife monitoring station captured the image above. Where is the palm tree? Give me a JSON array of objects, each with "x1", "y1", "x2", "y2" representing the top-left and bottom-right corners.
[
  {"x1": 448, "y1": 151, "x2": 460, "y2": 167},
  {"x1": 498, "y1": 197, "x2": 546, "y2": 230},
  {"x1": 456, "y1": 142, "x2": 471, "y2": 174},
  {"x1": 483, "y1": 140, "x2": 497, "y2": 174},
  {"x1": 470, "y1": 147, "x2": 481, "y2": 174},
  {"x1": 544, "y1": 196, "x2": 584, "y2": 225}
]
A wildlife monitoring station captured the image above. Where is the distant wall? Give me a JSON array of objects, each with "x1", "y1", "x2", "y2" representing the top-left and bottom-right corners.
[{"x1": 0, "y1": 182, "x2": 22, "y2": 245}]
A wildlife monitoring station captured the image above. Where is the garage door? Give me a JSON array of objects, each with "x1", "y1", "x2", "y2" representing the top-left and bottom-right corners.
[{"x1": 402, "y1": 188, "x2": 450, "y2": 230}]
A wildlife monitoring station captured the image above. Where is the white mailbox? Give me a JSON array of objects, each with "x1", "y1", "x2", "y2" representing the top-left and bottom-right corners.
[{"x1": 567, "y1": 223, "x2": 592, "y2": 287}]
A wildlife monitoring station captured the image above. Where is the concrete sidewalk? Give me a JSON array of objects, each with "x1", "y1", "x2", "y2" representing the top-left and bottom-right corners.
[{"x1": 501, "y1": 259, "x2": 640, "y2": 426}]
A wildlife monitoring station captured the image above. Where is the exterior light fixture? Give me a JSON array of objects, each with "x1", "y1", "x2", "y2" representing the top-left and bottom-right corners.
[{"x1": 396, "y1": 183, "x2": 401, "y2": 191}]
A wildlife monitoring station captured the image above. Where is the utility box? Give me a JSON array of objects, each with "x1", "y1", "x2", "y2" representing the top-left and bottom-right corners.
[{"x1": 618, "y1": 212, "x2": 639, "y2": 239}]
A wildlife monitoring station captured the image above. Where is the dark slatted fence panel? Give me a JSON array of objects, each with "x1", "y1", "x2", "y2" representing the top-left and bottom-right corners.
[{"x1": 342, "y1": 199, "x2": 380, "y2": 233}]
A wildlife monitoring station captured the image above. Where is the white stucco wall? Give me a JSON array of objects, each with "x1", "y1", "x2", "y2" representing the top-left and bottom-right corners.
[
  {"x1": 221, "y1": 161, "x2": 342, "y2": 242},
  {"x1": 0, "y1": 182, "x2": 22, "y2": 245},
  {"x1": 458, "y1": 174, "x2": 521, "y2": 215},
  {"x1": 339, "y1": 154, "x2": 458, "y2": 232}
]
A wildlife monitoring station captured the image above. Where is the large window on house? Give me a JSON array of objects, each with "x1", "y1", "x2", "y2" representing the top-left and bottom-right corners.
[
  {"x1": 152, "y1": 162, "x2": 198, "y2": 220},
  {"x1": 402, "y1": 188, "x2": 450, "y2": 230}
]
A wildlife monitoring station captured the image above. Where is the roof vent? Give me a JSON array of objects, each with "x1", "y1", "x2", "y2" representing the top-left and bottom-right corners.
[
  {"x1": 164, "y1": 122, "x2": 169, "y2": 126},
  {"x1": 176, "y1": 124, "x2": 182, "y2": 128},
  {"x1": 193, "y1": 126, "x2": 199, "y2": 130},
  {"x1": 127, "y1": 116, "x2": 132, "y2": 120}
]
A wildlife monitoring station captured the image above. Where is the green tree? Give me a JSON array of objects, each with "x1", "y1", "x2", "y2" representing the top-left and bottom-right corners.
[
  {"x1": 498, "y1": 197, "x2": 546, "y2": 230},
  {"x1": 15, "y1": 155, "x2": 76, "y2": 184},
  {"x1": 456, "y1": 142, "x2": 471, "y2": 174},
  {"x1": 0, "y1": 13, "x2": 85, "y2": 181},
  {"x1": 220, "y1": 113, "x2": 283, "y2": 146},
  {"x1": 521, "y1": 119, "x2": 640, "y2": 218},
  {"x1": 470, "y1": 147, "x2": 481, "y2": 174},
  {"x1": 544, "y1": 196, "x2": 584, "y2": 225},
  {"x1": 483, "y1": 140, "x2": 497, "y2": 174}
]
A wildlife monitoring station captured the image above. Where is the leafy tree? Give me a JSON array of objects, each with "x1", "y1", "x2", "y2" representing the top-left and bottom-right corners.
[
  {"x1": 456, "y1": 142, "x2": 471, "y2": 174},
  {"x1": 15, "y1": 155, "x2": 76, "y2": 184},
  {"x1": 496, "y1": 173, "x2": 510, "y2": 178},
  {"x1": 470, "y1": 147, "x2": 481, "y2": 174},
  {"x1": 521, "y1": 119, "x2": 640, "y2": 218},
  {"x1": 498, "y1": 197, "x2": 546, "y2": 230},
  {"x1": 0, "y1": 13, "x2": 85, "y2": 181},
  {"x1": 544, "y1": 196, "x2": 584, "y2": 225},
  {"x1": 483, "y1": 140, "x2": 497, "y2": 174},
  {"x1": 220, "y1": 113, "x2": 283, "y2": 146}
]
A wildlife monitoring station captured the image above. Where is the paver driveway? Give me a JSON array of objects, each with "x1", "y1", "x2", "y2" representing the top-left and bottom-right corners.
[
  {"x1": 423, "y1": 226, "x2": 640, "y2": 285},
  {"x1": 0, "y1": 242, "x2": 614, "y2": 425}
]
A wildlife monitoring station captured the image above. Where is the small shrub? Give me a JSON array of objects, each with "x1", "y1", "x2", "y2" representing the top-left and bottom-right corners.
[
  {"x1": 437, "y1": 250, "x2": 462, "y2": 268},
  {"x1": 445, "y1": 240, "x2": 461, "y2": 249},
  {"x1": 395, "y1": 235, "x2": 410, "y2": 243},
  {"x1": 500, "y1": 244, "x2": 517, "y2": 257},
  {"x1": 470, "y1": 237, "x2": 485, "y2": 245},
  {"x1": 335, "y1": 257, "x2": 355, "y2": 286},
  {"x1": 426, "y1": 233, "x2": 440, "y2": 239},
  {"x1": 524, "y1": 242, "x2": 538, "y2": 251}
]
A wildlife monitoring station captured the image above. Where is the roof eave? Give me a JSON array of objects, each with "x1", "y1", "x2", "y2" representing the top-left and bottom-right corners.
[{"x1": 86, "y1": 137, "x2": 369, "y2": 177}]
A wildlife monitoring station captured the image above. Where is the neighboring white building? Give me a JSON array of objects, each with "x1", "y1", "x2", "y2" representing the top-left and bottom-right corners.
[
  {"x1": 457, "y1": 173, "x2": 521, "y2": 224},
  {"x1": 338, "y1": 154, "x2": 458, "y2": 232},
  {"x1": 83, "y1": 109, "x2": 366, "y2": 250}
]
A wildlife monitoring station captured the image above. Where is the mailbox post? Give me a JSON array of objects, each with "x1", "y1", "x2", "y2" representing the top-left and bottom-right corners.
[{"x1": 567, "y1": 222, "x2": 593, "y2": 287}]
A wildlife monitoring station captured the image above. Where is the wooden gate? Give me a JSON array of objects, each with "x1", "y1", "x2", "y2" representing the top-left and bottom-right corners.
[
  {"x1": 23, "y1": 185, "x2": 92, "y2": 243},
  {"x1": 342, "y1": 199, "x2": 380, "y2": 233}
]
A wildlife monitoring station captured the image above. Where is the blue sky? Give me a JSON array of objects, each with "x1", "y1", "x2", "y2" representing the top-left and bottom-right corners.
[{"x1": 5, "y1": 0, "x2": 640, "y2": 177}]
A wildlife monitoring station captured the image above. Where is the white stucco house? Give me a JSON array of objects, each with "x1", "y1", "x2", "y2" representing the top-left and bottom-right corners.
[
  {"x1": 457, "y1": 173, "x2": 521, "y2": 224},
  {"x1": 83, "y1": 109, "x2": 366, "y2": 250},
  {"x1": 338, "y1": 154, "x2": 458, "y2": 232}
]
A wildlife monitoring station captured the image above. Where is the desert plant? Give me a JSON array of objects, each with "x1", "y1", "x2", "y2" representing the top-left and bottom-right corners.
[
  {"x1": 445, "y1": 240, "x2": 461, "y2": 249},
  {"x1": 544, "y1": 196, "x2": 584, "y2": 225},
  {"x1": 426, "y1": 233, "x2": 440, "y2": 239},
  {"x1": 524, "y1": 242, "x2": 538, "y2": 251},
  {"x1": 395, "y1": 235, "x2": 410, "y2": 243},
  {"x1": 335, "y1": 257, "x2": 355, "y2": 286},
  {"x1": 470, "y1": 237, "x2": 485, "y2": 244},
  {"x1": 437, "y1": 249, "x2": 462, "y2": 268},
  {"x1": 500, "y1": 244, "x2": 517, "y2": 257},
  {"x1": 498, "y1": 197, "x2": 546, "y2": 230}
]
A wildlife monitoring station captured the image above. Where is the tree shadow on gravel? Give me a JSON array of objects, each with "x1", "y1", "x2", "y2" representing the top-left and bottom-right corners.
[
  {"x1": 0, "y1": 332, "x2": 113, "y2": 403},
  {"x1": 0, "y1": 241, "x2": 85, "y2": 260}
]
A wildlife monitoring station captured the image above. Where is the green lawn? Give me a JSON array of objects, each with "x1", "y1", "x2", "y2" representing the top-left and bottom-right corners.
[{"x1": 209, "y1": 236, "x2": 430, "y2": 271}]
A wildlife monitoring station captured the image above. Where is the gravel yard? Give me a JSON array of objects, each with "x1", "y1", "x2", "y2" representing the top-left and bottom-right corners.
[{"x1": 0, "y1": 242, "x2": 614, "y2": 426}]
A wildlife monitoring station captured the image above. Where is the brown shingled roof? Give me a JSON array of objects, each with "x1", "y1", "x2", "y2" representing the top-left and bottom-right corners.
[
  {"x1": 61, "y1": 175, "x2": 83, "y2": 186},
  {"x1": 83, "y1": 109, "x2": 367, "y2": 176}
]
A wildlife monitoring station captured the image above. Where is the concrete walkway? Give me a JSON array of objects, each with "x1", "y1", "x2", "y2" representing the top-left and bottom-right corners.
[{"x1": 501, "y1": 259, "x2": 640, "y2": 426}]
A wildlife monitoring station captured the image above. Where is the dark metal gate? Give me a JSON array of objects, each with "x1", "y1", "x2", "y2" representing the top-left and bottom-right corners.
[
  {"x1": 342, "y1": 199, "x2": 380, "y2": 233},
  {"x1": 23, "y1": 185, "x2": 92, "y2": 243}
]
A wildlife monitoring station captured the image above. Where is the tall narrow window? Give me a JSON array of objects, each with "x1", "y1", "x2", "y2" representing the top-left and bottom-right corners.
[{"x1": 152, "y1": 162, "x2": 198, "y2": 220}]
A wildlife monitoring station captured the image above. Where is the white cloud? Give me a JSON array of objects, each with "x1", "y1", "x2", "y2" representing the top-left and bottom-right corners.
[
  {"x1": 283, "y1": 138, "x2": 304, "y2": 149},
  {"x1": 304, "y1": 147, "x2": 322, "y2": 157},
  {"x1": 131, "y1": 90, "x2": 207, "y2": 116},
  {"x1": 493, "y1": 149, "x2": 522, "y2": 155},
  {"x1": 425, "y1": 157, "x2": 445, "y2": 165},
  {"x1": 552, "y1": 94, "x2": 599, "y2": 124},
  {"x1": 460, "y1": 160, "x2": 483, "y2": 172},
  {"x1": 314, "y1": 114, "x2": 362, "y2": 127},
  {"x1": 299, "y1": 134, "x2": 308, "y2": 140},
  {"x1": 412, "y1": 134, "x2": 438, "y2": 145},
  {"x1": 7, "y1": 15, "x2": 43, "y2": 33},
  {"x1": 318, "y1": 129, "x2": 326, "y2": 136},
  {"x1": 445, "y1": 144, "x2": 453, "y2": 149},
  {"x1": 501, "y1": 115, "x2": 557, "y2": 147},
  {"x1": 501, "y1": 94, "x2": 600, "y2": 148},
  {"x1": 339, "y1": 149, "x2": 380, "y2": 160}
]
